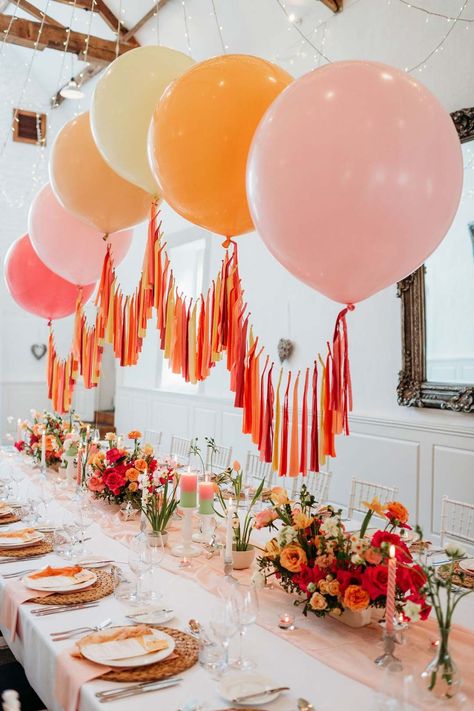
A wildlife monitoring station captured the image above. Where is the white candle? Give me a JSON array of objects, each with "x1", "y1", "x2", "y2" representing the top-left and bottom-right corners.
[
  {"x1": 117, "y1": 435, "x2": 122, "y2": 448},
  {"x1": 16, "y1": 418, "x2": 21, "y2": 442},
  {"x1": 41, "y1": 431, "x2": 46, "y2": 468},
  {"x1": 225, "y1": 497, "x2": 234, "y2": 560}
]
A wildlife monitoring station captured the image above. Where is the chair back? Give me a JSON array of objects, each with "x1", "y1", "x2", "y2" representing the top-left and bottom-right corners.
[
  {"x1": 245, "y1": 452, "x2": 274, "y2": 489},
  {"x1": 205, "y1": 443, "x2": 232, "y2": 473},
  {"x1": 348, "y1": 478, "x2": 398, "y2": 519},
  {"x1": 440, "y1": 496, "x2": 474, "y2": 548},
  {"x1": 169, "y1": 435, "x2": 192, "y2": 465}
]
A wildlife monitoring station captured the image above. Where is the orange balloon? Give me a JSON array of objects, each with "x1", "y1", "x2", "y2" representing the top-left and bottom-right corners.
[
  {"x1": 50, "y1": 112, "x2": 154, "y2": 234},
  {"x1": 148, "y1": 55, "x2": 292, "y2": 237}
]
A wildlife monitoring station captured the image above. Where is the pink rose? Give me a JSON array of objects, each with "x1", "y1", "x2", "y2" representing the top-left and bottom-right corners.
[
  {"x1": 88, "y1": 475, "x2": 105, "y2": 493},
  {"x1": 254, "y1": 508, "x2": 278, "y2": 529}
]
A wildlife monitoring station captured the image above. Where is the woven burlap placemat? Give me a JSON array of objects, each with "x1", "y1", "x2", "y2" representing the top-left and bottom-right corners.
[
  {"x1": 437, "y1": 562, "x2": 474, "y2": 589},
  {"x1": 0, "y1": 514, "x2": 21, "y2": 526},
  {"x1": 0, "y1": 534, "x2": 53, "y2": 558},
  {"x1": 30, "y1": 569, "x2": 114, "y2": 605},
  {"x1": 100, "y1": 627, "x2": 199, "y2": 682}
]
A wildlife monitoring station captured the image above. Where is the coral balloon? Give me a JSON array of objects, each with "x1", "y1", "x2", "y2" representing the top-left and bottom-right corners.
[
  {"x1": 50, "y1": 112, "x2": 153, "y2": 234},
  {"x1": 28, "y1": 184, "x2": 132, "y2": 286},
  {"x1": 4, "y1": 234, "x2": 94, "y2": 320},
  {"x1": 91, "y1": 46, "x2": 194, "y2": 195},
  {"x1": 148, "y1": 54, "x2": 292, "y2": 237},
  {"x1": 247, "y1": 61, "x2": 463, "y2": 304}
]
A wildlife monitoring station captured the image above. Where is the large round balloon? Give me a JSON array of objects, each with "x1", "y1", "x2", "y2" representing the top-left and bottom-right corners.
[
  {"x1": 50, "y1": 112, "x2": 153, "y2": 235},
  {"x1": 148, "y1": 54, "x2": 292, "y2": 237},
  {"x1": 247, "y1": 61, "x2": 463, "y2": 304},
  {"x1": 91, "y1": 46, "x2": 194, "y2": 195},
  {"x1": 28, "y1": 184, "x2": 132, "y2": 286},
  {"x1": 4, "y1": 234, "x2": 95, "y2": 320}
]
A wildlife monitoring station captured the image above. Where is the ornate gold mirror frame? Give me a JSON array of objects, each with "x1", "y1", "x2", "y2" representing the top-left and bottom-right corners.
[{"x1": 397, "y1": 107, "x2": 474, "y2": 413}]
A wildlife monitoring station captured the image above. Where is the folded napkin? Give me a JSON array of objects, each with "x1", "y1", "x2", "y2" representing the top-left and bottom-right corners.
[
  {"x1": 55, "y1": 647, "x2": 112, "y2": 711},
  {"x1": 73, "y1": 624, "x2": 162, "y2": 661},
  {"x1": 28, "y1": 565, "x2": 95, "y2": 588},
  {"x1": 0, "y1": 579, "x2": 51, "y2": 641},
  {"x1": 0, "y1": 528, "x2": 37, "y2": 541}
]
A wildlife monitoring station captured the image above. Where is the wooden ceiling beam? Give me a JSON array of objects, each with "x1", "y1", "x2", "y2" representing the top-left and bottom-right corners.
[
  {"x1": 50, "y1": 0, "x2": 139, "y2": 46},
  {"x1": 0, "y1": 14, "x2": 137, "y2": 62},
  {"x1": 16, "y1": 0, "x2": 64, "y2": 28},
  {"x1": 320, "y1": 0, "x2": 343, "y2": 12},
  {"x1": 121, "y1": 0, "x2": 170, "y2": 43}
]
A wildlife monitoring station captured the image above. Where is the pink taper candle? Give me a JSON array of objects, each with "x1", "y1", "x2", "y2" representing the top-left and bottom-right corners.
[
  {"x1": 76, "y1": 448, "x2": 83, "y2": 485},
  {"x1": 386, "y1": 544, "x2": 396, "y2": 635}
]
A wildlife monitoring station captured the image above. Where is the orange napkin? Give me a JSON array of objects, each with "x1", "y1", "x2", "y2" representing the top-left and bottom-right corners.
[
  {"x1": 73, "y1": 624, "x2": 153, "y2": 656},
  {"x1": 55, "y1": 647, "x2": 112, "y2": 711},
  {"x1": 30, "y1": 565, "x2": 83, "y2": 580}
]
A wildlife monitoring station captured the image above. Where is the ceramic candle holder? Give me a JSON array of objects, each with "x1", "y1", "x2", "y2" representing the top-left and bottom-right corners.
[{"x1": 171, "y1": 507, "x2": 201, "y2": 559}]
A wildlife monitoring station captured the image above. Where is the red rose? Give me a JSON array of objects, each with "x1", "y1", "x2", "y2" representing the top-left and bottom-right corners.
[
  {"x1": 397, "y1": 563, "x2": 426, "y2": 594},
  {"x1": 362, "y1": 565, "x2": 388, "y2": 600},
  {"x1": 370, "y1": 531, "x2": 411, "y2": 563},
  {"x1": 106, "y1": 448, "x2": 124, "y2": 464},
  {"x1": 336, "y1": 568, "x2": 362, "y2": 594},
  {"x1": 103, "y1": 471, "x2": 126, "y2": 495},
  {"x1": 293, "y1": 565, "x2": 324, "y2": 593},
  {"x1": 148, "y1": 459, "x2": 158, "y2": 473},
  {"x1": 14, "y1": 441, "x2": 25, "y2": 452}
]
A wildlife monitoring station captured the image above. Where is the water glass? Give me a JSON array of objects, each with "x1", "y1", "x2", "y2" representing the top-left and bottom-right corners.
[
  {"x1": 231, "y1": 584, "x2": 259, "y2": 670},
  {"x1": 208, "y1": 598, "x2": 239, "y2": 670},
  {"x1": 112, "y1": 566, "x2": 135, "y2": 602},
  {"x1": 199, "y1": 624, "x2": 228, "y2": 676},
  {"x1": 128, "y1": 533, "x2": 152, "y2": 604}
]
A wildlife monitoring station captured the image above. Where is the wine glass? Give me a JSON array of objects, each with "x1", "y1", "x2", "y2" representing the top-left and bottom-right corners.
[
  {"x1": 209, "y1": 598, "x2": 239, "y2": 671},
  {"x1": 128, "y1": 533, "x2": 152, "y2": 605},
  {"x1": 146, "y1": 531, "x2": 165, "y2": 602},
  {"x1": 72, "y1": 496, "x2": 94, "y2": 557},
  {"x1": 231, "y1": 584, "x2": 259, "y2": 670}
]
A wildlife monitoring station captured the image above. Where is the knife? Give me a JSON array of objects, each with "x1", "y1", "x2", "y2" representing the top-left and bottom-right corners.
[
  {"x1": 97, "y1": 678, "x2": 180, "y2": 702},
  {"x1": 96, "y1": 677, "x2": 183, "y2": 699},
  {"x1": 232, "y1": 686, "x2": 289, "y2": 703}
]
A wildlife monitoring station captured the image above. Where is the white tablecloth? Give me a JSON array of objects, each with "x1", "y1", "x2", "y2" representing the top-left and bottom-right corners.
[{"x1": 0, "y1": 457, "x2": 472, "y2": 711}]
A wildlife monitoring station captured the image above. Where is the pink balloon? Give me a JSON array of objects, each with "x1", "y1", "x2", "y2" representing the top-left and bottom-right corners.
[
  {"x1": 247, "y1": 61, "x2": 463, "y2": 304},
  {"x1": 28, "y1": 184, "x2": 133, "y2": 286},
  {"x1": 4, "y1": 234, "x2": 95, "y2": 320}
]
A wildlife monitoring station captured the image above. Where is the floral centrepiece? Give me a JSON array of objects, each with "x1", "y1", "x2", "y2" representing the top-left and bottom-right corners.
[
  {"x1": 257, "y1": 486, "x2": 430, "y2": 621},
  {"x1": 87, "y1": 431, "x2": 158, "y2": 506},
  {"x1": 215, "y1": 461, "x2": 265, "y2": 552},
  {"x1": 14, "y1": 410, "x2": 69, "y2": 469},
  {"x1": 138, "y1": 465, "x2": 179, "y2": 533}
]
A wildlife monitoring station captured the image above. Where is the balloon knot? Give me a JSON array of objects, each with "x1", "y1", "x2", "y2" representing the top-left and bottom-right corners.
[
  {"x1": 47, "y1": 319, "x2": 52, "y2": 328},
  {"x1": 347, "y1": 303, "x2": 355, "y2": 312},
  {"x1": 221, "y1": 236, "x2": 234, "y2": 249},
  {"x1": 103, "y1": 233, "x2": 109, "y2": 242}
]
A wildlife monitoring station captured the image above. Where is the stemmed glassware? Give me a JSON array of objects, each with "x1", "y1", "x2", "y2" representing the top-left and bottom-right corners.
[
  {"x1": 72, "y1": 495, "x2": 93, "y2": 557},
  {"x1": 128, "y1": 532, "x2": 152, "y2": 605},
  {"x1": 231, "y1": 584, "x2": 259, "y2": 670},
  {"x1": 209, "y1": 598, "x2": 239, "y2": 671}
]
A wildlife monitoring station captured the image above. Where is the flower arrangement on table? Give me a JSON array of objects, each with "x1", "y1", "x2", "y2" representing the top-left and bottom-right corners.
[
  {"x1": 138, "y1": 465, "x2": 180, "y2": 534},
  {"x1": 14, "y1": 410, "x2": 68, "y2": 469},
  {"x1": 214, "y1": 462, "x2": 265, "y2": 553},
  {"x1": 256, "y1": 487, "x2": 430, "y2": 623},
  {"x1": 87, "y1": 430, "x2": 158, "y2": 506}
]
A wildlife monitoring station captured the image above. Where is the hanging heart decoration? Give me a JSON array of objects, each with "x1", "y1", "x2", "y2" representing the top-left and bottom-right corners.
[{"x1": 31, "y1": 344, "x2": 47, "y2": 360}]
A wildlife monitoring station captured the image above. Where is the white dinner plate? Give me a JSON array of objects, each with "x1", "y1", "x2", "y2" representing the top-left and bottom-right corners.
[
  {"x1": 127, "y1": 608, "x2": 176, "y2": 625},
  {"x1": 0, "y1": 532, "x2": 44, "y2": 549},
  {"x1": 218, "y1": 673, "x2": 281, "y2": 706},
  {"x1": 22, "y1": 569, "x2": 97, "y2": 593},
  {"x1": 81, "y1": 628, "x2": 175, "y2": 668},
  {"x1": 76, "y1": 556, "x2": 113, "y2": 569},
  {"x1": 458, "y1": 558, "x2": 474, "y2": 575}
]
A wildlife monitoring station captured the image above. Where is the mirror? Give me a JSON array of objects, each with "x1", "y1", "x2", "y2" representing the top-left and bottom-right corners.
[{"x1": 398, "y1": 107, "x2": 474, "y2": 413}]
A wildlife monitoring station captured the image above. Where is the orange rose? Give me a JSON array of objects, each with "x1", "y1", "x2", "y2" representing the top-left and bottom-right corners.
[
  {"x1": 134, "y1": 458, "x2": 147, "y2": 472},
  {"x1": 143, "y1": 444, "x2": 154, "y2": 457},
  {"x1": 126, "y1": 467, "x2": 139, "y2": 482},
  {"x1": 128, "y1": 482, "x2": 138, "y2": 492},
  {"x1": 293, "y1": 511, "x2": 313, "y2": 529},
  {"x1": 309, "y1": 592, "x2": 328, "y2": 610},
  {"x1": 280, "y1": 543, "x2": 307, "y2": 573},
  {"x1": 264, "y1": 538, "x2": 280, "y2": 560},
  {"x1": 128, "y1": 430, "x2": 142, "y2": 439},
  {"x1": 270, "y1": 486, "x2": 289, "y2": 506},
  {"x1": 343, "y1": 585, "x2": 370, "y2": 612},
  {"x1": 327, "y1": 580, "x2": 340, "y2": 597},
  {"x1": 386, "y1": 501, "x2": 409, "y2": 524}
]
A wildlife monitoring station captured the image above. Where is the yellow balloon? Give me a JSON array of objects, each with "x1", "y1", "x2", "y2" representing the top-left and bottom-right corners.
[{"x1": 91, "y1": 46, "x2": 194, "y2": 195}]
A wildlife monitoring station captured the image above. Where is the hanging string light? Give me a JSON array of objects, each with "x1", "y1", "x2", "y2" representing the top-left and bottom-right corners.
[
  {"x1": 0, "y1": 0, "x2": 21, "y2": 58},
  {"x1": 210, "y1": 0, "x2": 227, "y2": 53},
  {"x1": 398, "y1": 0, "x2": 474, "y2": 23},
  {"x1": 52, "y1": 0, "x2": 78, "y2": 106},
  {"x1": 182, "y1": 0, "x2": 192, "y2": 55},
  {"x1": 406, "y1": 0, "x2": 470, "y2": 72}
]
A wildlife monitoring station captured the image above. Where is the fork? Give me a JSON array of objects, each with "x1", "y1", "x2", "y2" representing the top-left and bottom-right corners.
[
  {"x1": 50, "y1": 617, "x2": 112, "y2": 640},
  {"x1": 31, "y1": 603, "x2": 99, "y2": 616}
]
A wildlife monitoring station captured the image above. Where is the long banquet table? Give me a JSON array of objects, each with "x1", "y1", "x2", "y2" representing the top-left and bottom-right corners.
[{"x1": 0, "y1": 455, "x2": 473, "y2": 711}]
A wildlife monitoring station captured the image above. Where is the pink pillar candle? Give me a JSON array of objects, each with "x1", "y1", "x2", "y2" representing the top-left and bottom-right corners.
[
  {"x1": 199, "y1": 479, "x2": 214, "y2": 515},
  {"x1": 180, "y1": 471, "x2": 198, "y2": 508},
  {"x1": 385, "y1": 544, "x2": 396, "y2": 635}
]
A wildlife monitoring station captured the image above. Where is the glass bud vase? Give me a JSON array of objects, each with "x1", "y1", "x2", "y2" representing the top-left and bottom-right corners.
[{"x1": 421, "y1": 627, "x2": 461, "y2": 700}]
